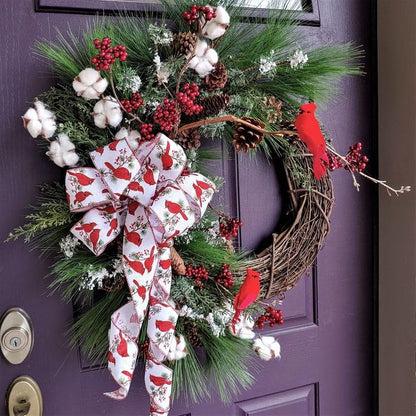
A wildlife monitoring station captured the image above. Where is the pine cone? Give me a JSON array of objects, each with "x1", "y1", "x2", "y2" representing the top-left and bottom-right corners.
[
  {"x1": 185, "y1": 323, "x2": 203, "y2": 347},
  {"x1": 101, "y1": 274, "x2": 125, "y2": 293},
  {"x1": 176, "y1": 128, "x2": 201, "y2": 150},
  {"x1": 204, "y1": 61, "x2": 228, "y2": 91},
  {"x1": 170, "y1": 246, "x2": 186, "y2": 275},
  {"x1": 199, "y1": 93, "x2": 230, "y2": 118},
  {"x1": 263, "y1": 96, "x2": 283, "y2": 123},
  {"x1": 232, "y1": 117, "x2": 265, "y2": 153},
  {"x1": 172, "y1": 32, "x2": 198, "y2": 56}
]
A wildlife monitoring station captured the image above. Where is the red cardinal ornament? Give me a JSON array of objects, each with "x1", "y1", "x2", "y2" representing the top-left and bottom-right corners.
[
  {"x1": 68, "y1": 171, "x2": 95, "y2": 186},
  {"x1": 161, "y1": 141, "x2": 173, "y2": 170},
  {"x1": 104, "y1": 162, "x2": 131, "y2": 181},
  {"x1": 294, "y1": 102, "x2": 329, "y2": 180},
  {"x1": 165, "y1": 200, "x2": 188, "y2": 220},
  {"x1": 232, "y1": 269, "x2": 261, "y2": 332},
  {"x1": 150, "y1": 374, "x2": 172, "y2": 386}
]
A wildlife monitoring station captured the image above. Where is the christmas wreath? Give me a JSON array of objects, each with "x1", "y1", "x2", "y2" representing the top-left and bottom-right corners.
[{"x1": 9, "y1": 1, "x2": 410, "y2": 414}]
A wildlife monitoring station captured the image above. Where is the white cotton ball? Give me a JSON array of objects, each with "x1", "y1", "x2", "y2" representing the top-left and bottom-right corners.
[
  {"x1": 26, "y1": 119, "x2": 42, "y2": 138},
  {"x1": 63, "y1": 151, "x2": 79, "y2": 167},
  {"x1": 41, "y1": 118, "x2": 57, "y2": 138},
  {"x1": 204, "y1": 24, "x2": 226, "y2": 40},
  {"x1": 269, "y1": 340, "x2": 281, "y2": 359},
  {"x1": 81, "y1": 86, "x2": 101, "y2": 100},
  {"x1": 253, "y1": 338, "x2": 272, "y2": 361},
  {"x1": 94, "y1": 114, "x2": 107, "y2": 129},
  {"x1": 215, "y1": 6, "x2": 230, "y2": 24},
  {"x1": 115, "y1": 127, "x2": 128, "y2": 141},
  {"x1": 57, "y1": 133, "x2": 74, "y2": 151},
  {"x1": 238, "y1": 327, "x2": 256, "y2": 339},
  {"x1": 194, "y1": 39, "x2": 209, "y2": 57},
  {"x1": 188, "y1": 56, "x2": 200, "y2": 69},
  {"x1": 46, "y1": 141, "x2": 65, "y2": 167},
  {"x1": 260, "y1": 336, "x2": 275, "y2": 347},
  {"x1": 78, "y1": 68, "x2": 101, "y2": 85},
  {"x1": 195, "y1": 61, "x2": 214, "y2": 77},
  {"x1": 105, "y1": 102, "x2": 123, "y2": 128},
  {"x1": 33, "y1": 101, "x2": 48, "y2": 120},
  {"x1": 93, "y1": 77, "x2": 109, "y2": 94},
  {"x1": 22, "y1": 108, "x2": 38, "y2": 121},
  {"x1": 93, "y1": 100, "x2": 105, "y2": 114},
  {"x1": 205, "y1": 48, "x2": 218, "y2": 65}
]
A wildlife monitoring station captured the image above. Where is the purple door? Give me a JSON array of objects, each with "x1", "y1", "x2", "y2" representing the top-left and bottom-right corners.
[{"x1": 0, "y1": 1, "x2": 374, "y2": 415}]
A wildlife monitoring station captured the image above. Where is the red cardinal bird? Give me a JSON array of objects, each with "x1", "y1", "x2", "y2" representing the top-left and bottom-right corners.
[
  {"x1": 192, "y1": 183, "x2": 203, "y2": 205},
  {"x1": 165, "y1": 200, "x2": 188, "y2": 221},
  {"x1": 75, "y1": 222, "x2": 97, "y2": 233},
  {"x1": 294, "y1": 102, "x2": 329, "y2": 180},
  {"x1": 143, "y1": 165, "x2": 156, "y2": 185},
  {"x1": 159, "y1": 259, "x2": 171, "y2": 270},
  {"x1": 144, "y1": 246, "x2": 155, "y2": 272},
  {"x1": 117, "y1": 330, "x2": 129, "y2": 357},
  {"x1": 74, "y1": 191, "x2": 92, "y2": 204},
  {"x1": 232, "y1": 269, "x2": 261, "y2": 332},
  {"x1": 89, "y1": 228, "x2": 101, "y2": 252},
  {"x1": 128, "y1": 200, "x2": 140, "y2": 215},
  {"x1": 123, "y1": 255, "x2": 145, "y2": 274},
  {"x1": 107, "y1": 218, "x2": 118, "y2": 237},
  {"x1": 150, "y1": 374, "x2": 172, "y2": 386},
  {"x1": 196, "y1": 180, "x2": 214, "y2": 191},
  {"x1": 108, "y1": 351, "x2": 116, "y2": 365},
  {"x1": 105, "y1": 162, "x2": 131, "y2": 181},
  {"x1": 68, "y1": 171, "x2": 95, "y2": 186},
  {"x1": 124, "y1": 227, "x2": 143, "y2": 247},
  {"x1": 122, "y1": 370, "x2": 133, "y2": 379},
  {"x1": 132, "y1": 280, "x2": 147, "y2": 300},
  {"x1": 128, "y1": 181, "x2": 144, "y2": 192},
  {"x1": 109, "y1": 140, "x2": 119, "y2": 151},
  {"x1": 161, "y1": 141, "x2": 173, "y2": 170},
  {"x1": 155, "y1": 320, "x2": 176, "y2": 332}
]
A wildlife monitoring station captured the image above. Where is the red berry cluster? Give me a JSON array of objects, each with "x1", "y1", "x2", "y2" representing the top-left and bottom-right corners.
[
  {"x1": 216, "y1": 264, "x2": 234, "y2": 288},
  {"x1": 182, "y1": 4, "x2": 216, "y2": 24},
  {"x1": 326, "y1": 151, "x2": 344, "y2": 171},
  {"x1": 255, "y1": 307, "x2": 284, "y2": 329},
  {"x1": 139, "y1": 123, "x2": 155, "y2": 141},
  {"x1": 153, "y1": 99, "x2": 179, "y2": 132},
  {"x1": 345, "y1": 142, "x2": 369, "y2": 172},
  {"x1": 120, "y1": 92, "x2": 144, "y2": 113},
  {"x1": 139, "y1": 340, "x2": 149, "y2": 357},
  {"x1": 185, "y1": 264, "x2": 209, "y2": 289},
  {"x1": 91, "y1": 37, "x2": 128, "y2": 71},
  {"x1": 219, "y1": 216, "x2": 243, "y2": 240},
  {"x1": 176, "y1": 83, "x2": 203, "y2": 116}
]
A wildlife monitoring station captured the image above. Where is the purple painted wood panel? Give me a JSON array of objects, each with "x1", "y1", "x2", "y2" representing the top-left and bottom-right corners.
[{"x1": 0, "y1": 1, "x2": 375, "y2": 415}]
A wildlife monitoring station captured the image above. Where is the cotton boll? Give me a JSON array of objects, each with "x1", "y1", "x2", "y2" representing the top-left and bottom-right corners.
[
  {"x1": 93, "y1": 97, "x2": 122, "y2": 128},
  {"x1": 78, "y1": 67, "x2": 101, "y2": 85},
  {"x1": 166, "y1": 334, "x2": 188, "y2": 361},
  {"x1": 34, "y1": 101, "x2": 52, "y2": 121},
  {"x1": 260, "y1": 336, "x2": 275, "y2": 347},
  {"x1": 46, "y1": 141, "x2": 65, "y2": 167},
  {"x1": 195, "y1": 61, "x2": 214, "y2": 77},
  {"x1": 205, "y1": 48, "x2": 218, "y2": 65},
  {"x1": 115, "y1": 127, "x2": 141, "y2": 150},
  {"x1": 26, "y1": 119, "x2": 42, "y2": 138},
  {"x1": 188, "y1": 56, "x2": 200, "y2": 69},
  {"x1": 41, "y1": 118, "x2": 57, "y2": 139},
  {"x1": 63, "y1": 151, "x2": 79, "y2": 167},
  {"x1": 253, "y1": 337, "x2": 272, "y2": 361},
  {"x1": 94, "y1": 114, "x2": 107, "y2": 129},
  {"x1": 204, "y1": 24, "x2": 227, "y2": 40},
  {"x1": 22, "y1": 108, "x2": 38, "y2": 122},
  {"x1": 57, "y1": 133, "x2": 75, "y2": 152},
  {"x1": 269, "y1": 340, "x2": 281, "y2": 359},
  {"x1": 194, "y1": 39, "x2": 209, "y2": 57},
  {"x1": 73, "y1": 68, "x2": 108, "y2": 100},
  {"x1": 215, "y1": 6, "x2": 230, "y2": 24}
]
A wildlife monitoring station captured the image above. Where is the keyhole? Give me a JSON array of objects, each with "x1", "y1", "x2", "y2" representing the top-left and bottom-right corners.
[{"x1": 10, "y1": 337, "x2": 21, "y2": 348}]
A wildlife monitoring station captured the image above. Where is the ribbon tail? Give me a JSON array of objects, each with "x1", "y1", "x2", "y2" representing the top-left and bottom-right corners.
[{"x1": 104, "y1": 301, "x2": 141, "y2": 400}]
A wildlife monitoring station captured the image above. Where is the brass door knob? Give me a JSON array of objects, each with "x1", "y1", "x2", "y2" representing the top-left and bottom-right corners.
[
  {"x1": 6, "y1": 376, "x2": 43, "y2": 416},
  {"x1": 0, "y1": 308, "x2": 33, "y2": 365}
]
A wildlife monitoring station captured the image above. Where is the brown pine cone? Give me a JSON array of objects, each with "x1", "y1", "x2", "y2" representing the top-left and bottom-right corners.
[
  {"x1": 263, "y1": 96, "x2": 283, "y2": 123},
  {"x1": 198, "y1": 93, "x2": 230, "y2": 118},
  {"x1": 172, "y1": 32, "x2": 198, "y2": 56},
  {"x1": 184, "y1": 323, "x2": 203, "y2": 347},
  {"x1": 101, "y1": 273, "x2": 125, "y2": 293},
  {"x1": 176, "y1": 128, "x2": 201, "y2": 150},
  {"x1": 232, "y1": 116, "x2": 265, "y2": 153},
  {"x1": 204, "y1": 62, "x2": 228, "y2": 91}
]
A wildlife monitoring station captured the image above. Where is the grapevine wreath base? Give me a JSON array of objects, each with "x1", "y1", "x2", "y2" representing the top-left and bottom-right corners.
[{"x1": 10, "y1": 1, "x2": 409, "y2": 414}]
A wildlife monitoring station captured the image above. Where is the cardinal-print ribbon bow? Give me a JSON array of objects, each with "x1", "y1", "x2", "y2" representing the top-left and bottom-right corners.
[{"x1": 65, "y1": 134, "x2": 215, "y2": 415}]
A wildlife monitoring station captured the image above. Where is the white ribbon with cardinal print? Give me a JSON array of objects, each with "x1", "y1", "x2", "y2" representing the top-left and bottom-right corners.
[{"x1": 65, "y1": 133, "x2": 215, "y2": 415}]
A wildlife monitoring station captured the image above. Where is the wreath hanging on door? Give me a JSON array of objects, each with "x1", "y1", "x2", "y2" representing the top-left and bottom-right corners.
[{"x1": 9, "y1": 1, "x2": 409, "y2": 414}]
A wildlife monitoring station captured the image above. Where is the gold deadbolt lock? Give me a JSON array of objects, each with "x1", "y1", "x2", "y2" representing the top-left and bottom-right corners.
[
  {"x1": 0, "y1": 308, "x2": 34, "y2": 365},
  {"x1": 6, "y1": 376, "x2": 43, "y2": 416}
]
